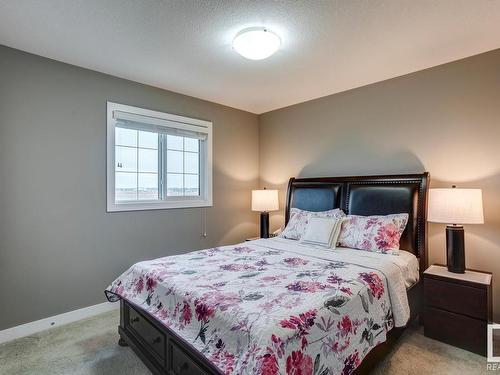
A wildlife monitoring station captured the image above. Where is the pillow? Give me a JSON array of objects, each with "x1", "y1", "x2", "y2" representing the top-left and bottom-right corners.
[
  {"x1": 300, "y1": 217, "x2": 344, "y2": 248},
  {"x1": 337, "y1": 213, "x2": 409, "y2": 253},
  {"x1": 329, "y1": 218, "x2": 344, "y2": 249},
  {"x1": 280, "y1": 208, "x2": 345, "y2": 240}
]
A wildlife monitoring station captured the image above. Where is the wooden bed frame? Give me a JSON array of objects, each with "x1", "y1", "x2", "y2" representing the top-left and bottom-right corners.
[{"x1": 116, "y1": 172, "x2": 430, "y2": 375}]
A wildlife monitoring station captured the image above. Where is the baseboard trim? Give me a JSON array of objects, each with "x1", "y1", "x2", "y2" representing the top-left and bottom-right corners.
[{"x1": 0, "y1": 301, "x2": 119, "y2": 344}]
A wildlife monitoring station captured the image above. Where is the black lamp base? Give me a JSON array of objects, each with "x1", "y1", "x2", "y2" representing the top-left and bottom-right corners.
[
  {"x1": 260, "y1": 212, "x2": 269, "y2": 238},
  {"x1": 446, "y1": 225, "x2": 465, "y2": 273}
]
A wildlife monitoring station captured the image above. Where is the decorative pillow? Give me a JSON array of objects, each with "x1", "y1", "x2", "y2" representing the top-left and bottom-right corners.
[
  {"x1": 337, "y1": 213, "x2": 409, "y2": 253},
  {"x1": 329, "y1": 217, "x2": 344, "y2": 249},
  {"x1": 280, "y1": 208, "x2": 345, "y2": 240},
  {"x1": 300, "y1": 217, "x2": 344, "y2": 248}
]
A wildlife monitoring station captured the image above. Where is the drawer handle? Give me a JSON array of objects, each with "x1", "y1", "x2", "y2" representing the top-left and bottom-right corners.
[
  {"x1": 152, "y1": 336, "x2": 162, "y2": 344},
  {"x1": 131, "y1": 317, "x2": 140, "y2": 323},
  {"x1": 177, "y1": 363, "x2": 189, "y2": 373}
]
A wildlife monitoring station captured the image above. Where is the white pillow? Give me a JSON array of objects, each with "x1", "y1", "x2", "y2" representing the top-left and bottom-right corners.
[
  {"x1": 300, "y1": 217, "x2": 344, "y2": 248},
  {"x1": 280, "y1": 208, "x2": 345, "y2": 240},
  {"x1": 329, "y1": 218, "x2": 344, "y2": 249}
]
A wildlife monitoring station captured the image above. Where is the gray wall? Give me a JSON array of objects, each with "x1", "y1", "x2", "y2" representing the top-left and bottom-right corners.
[
  {"x1": 259, "y1": 49, "x2": 500, "y2": 321},
  {"x1": 0, "y1": 46, "x2": 259, "y2": 330},
  {"x1": 2, "y1": 43, "x2": 500, "y2": 329}
]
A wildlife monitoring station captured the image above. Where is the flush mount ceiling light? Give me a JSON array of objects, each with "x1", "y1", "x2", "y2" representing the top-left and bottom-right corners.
[{"x1": 232, "y1": 27, "x2": 281, "y2": 60}]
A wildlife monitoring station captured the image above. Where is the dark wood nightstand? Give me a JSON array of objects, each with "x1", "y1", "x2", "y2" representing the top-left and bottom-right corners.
[
  {"x1": 246, "y1": 234, "x2": 279, "y2": 241},
  {"x1": 245, "y1": 237, "x2": 260, "y2": 242},
  {"x1": 424, "y1": 264, "x2": 492, "y2": 356}
]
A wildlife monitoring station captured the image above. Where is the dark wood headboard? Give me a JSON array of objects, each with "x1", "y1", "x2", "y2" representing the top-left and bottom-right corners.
[{"x1": 285, "y1": 173, "x2": 430, "y2": 272}]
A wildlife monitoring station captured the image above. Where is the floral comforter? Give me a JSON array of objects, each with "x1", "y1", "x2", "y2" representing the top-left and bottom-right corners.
[{"x1": 106, "y1": 238, "x2": 414, "y2": 375}]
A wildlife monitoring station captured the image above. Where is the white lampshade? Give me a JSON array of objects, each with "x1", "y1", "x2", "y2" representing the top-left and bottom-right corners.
[
  {"x1": 252, "y1": 189, "x2": 279, "y2": 212},
  {"x1": 428, "y1": 188, "x2": 484, "y2": 224}
]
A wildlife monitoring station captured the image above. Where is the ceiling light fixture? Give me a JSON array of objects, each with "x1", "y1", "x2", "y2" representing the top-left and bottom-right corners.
[{"x1": 232, "y1": 27, "x2": 281, "y2": 60}]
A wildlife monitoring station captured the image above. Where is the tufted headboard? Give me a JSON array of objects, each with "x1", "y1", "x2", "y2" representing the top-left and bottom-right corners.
[{"x1": 285, "y1": 173, "x2": 430, "y2": 272}]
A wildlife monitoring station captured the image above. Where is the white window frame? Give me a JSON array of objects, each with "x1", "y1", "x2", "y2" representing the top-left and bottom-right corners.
[{"x1": 106, "y1": 102, "x2": 212, "y2": 212}]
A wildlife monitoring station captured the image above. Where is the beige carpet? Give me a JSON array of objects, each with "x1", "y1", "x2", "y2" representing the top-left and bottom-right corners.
[{"x1": 0, "y1": 310, "x2": 489, "y2": 374}]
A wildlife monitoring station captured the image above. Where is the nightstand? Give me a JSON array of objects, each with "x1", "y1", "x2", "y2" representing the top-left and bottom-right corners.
[
  {"x1": 245, "y1": 237, "x2": 260, "y2": 242},
  {"x1": 245, "y1": 234, "x2": 279, "y2": 241},
  {"x1": 423, "y1": 264, "x2": 492, "y2": 356}
]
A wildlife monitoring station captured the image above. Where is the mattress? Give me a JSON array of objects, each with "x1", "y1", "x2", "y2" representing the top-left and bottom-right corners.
[{"x1": 106, "y1": 237, "x2": 416, "y2": 374}]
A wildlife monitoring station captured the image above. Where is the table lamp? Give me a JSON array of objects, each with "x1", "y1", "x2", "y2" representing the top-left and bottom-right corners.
[
  {"x1": 252, "y1": 189, "x2": 279, "y2": 238},
  {"x1": 428, "y1": 186, "x2": 484, "y2": 273}
]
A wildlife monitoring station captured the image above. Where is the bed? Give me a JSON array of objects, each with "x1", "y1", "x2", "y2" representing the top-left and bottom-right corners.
[{"x1": 105, "y1": 173, "x2": 429, "y2": 375}]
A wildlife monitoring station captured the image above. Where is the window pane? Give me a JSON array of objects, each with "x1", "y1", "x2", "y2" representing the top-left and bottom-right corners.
[
  {"x1": 184, "y1": 152, "x2": 199, "y2": 174},
  {"x1": 167, "y1": 135, "x2": 183, "y2": 150},
  {"x1": 185, "y1": 174, "x2": 199, "y2": 196},
  {"x1": 138, "y1": 148, "x2": 158, "y2": 173},
  {"x1": 115, "y1": 146, "x2": 137, "y2": 172},
  {"x1": 116, "y1": 172, "x2": 137, "y2": 201},
  {"x1": 138, "y1": 173, "x2": 158, "y2": 200},
  {"x1": 167, "y1": 173, "x2": 183, "y2": 196},
  {"x1": 184, "y1": 138, "x2": 199, "y2": 152},
  {"x1": 138, "y1": 131, "x2": 158, "y2": 149},
  {"x1": 116, "y1": 127, "x2": 137, "y2": 147},
  {"x1": 167, "y1": 150, "x2": 183, "y2": 173}
]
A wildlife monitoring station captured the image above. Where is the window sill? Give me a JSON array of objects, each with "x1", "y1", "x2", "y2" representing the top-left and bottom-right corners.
[{"x1": 107, "y1": 199, "x2": 212, "y2": 212}]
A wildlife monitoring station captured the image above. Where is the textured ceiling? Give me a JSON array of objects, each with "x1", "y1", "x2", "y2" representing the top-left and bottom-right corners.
[{"x1": 1, "y1": 0, "x2": 499, "y2": 114}]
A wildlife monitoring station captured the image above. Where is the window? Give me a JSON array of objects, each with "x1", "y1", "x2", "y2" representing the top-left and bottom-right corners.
[{"x1": 107, "y1": 102, "x2": 212, "y2": 211}]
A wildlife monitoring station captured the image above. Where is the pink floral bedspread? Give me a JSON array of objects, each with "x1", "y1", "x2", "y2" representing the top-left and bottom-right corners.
[{"x1": 106, "y1": 238, "x2": 412, "y2": 375}]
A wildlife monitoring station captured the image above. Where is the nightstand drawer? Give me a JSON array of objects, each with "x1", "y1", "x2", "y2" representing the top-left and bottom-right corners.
[
  {"x1": 424, "y1": 306, "x2": 487, "y2": 356},
  {"x1": 424, "y1": 278, "x2": 487, "y2": 320}
]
